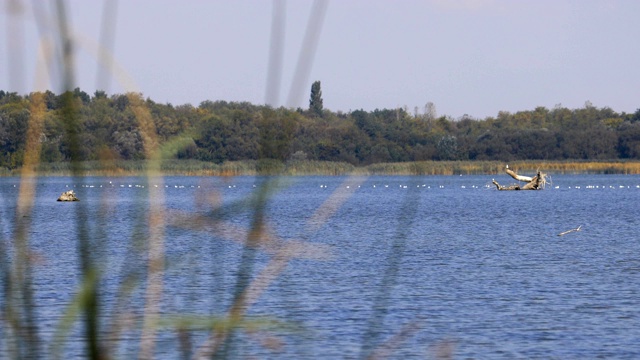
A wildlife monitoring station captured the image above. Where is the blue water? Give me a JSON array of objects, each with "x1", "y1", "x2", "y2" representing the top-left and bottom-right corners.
[{"x1": 1, "y1": 174, "x2": 639, "y2": 359}]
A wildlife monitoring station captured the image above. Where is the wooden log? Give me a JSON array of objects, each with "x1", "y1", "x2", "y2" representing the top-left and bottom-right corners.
[
  {"x1": 505, "y1": 165, "x2": 533, "y2": 182},
  {"x1": 521, "y1": 171, "x2": 543, "y2": 190},
  {"x1": 492, "y1": 179, "x2": 520, "y2": 190},
  {"x1": 493, "y1": 166, "x2": 546, "y2": 191},
  {"x1": 558, "y1": 225, "x2": 582, "y2": 236}
]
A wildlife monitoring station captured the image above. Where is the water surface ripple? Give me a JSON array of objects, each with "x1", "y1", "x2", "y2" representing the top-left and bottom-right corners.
[{"x1": 1, "y1": 174, "x2": 639, "y2": 359}]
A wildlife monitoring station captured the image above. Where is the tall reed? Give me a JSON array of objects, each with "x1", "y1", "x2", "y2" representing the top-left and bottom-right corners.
[
  {"x1": 21, "y1": 159, "x2": 640, "y2": 177},
  {"x1": 15, "y1": 1, "x2": 638, "y2": 359},
  {"x1": 3, "y1": 2, "x2": 411, "y2": 359}
]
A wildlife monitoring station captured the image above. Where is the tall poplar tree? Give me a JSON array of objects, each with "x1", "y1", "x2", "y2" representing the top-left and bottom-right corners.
[{"x1": 309, "y1": 80, "x2": 323, "y2": 117}]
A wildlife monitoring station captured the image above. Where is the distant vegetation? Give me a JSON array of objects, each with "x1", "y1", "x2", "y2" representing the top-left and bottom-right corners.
[{"x1": 1, "y1": 88, "x2": 640, "y2": 174}]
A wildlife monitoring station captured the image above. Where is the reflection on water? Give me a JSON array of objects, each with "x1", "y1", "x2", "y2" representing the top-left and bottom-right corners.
[{"x1": 1, "y1": 175, "x2": 640, "y2": 358}]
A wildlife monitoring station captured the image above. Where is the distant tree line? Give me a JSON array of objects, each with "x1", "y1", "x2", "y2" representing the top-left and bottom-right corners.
[{"x1": 1, "y1": 88, "x2": 639, "y2": 169}]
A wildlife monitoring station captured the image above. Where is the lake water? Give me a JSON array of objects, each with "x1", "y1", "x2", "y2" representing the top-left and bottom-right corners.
[{"x1": 1, "y1": 174, "x2": 639, "y2": 359}]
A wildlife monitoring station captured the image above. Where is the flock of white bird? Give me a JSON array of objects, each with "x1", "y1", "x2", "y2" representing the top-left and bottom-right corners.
[{"x1": 44, "y1": 181, "x2": 640, "y2": 191}]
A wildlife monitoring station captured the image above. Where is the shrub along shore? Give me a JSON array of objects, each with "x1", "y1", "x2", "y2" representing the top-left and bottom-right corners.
[{"x1": 5, "y1": 160, "x2": 640, "y2": 177}]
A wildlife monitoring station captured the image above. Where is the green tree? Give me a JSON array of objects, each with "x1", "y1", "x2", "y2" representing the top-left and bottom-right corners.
[
  {"x1": 309, "y1": 80, "x2": 323, "y2": 117},
  {"x1": 0, "y1": 101, "x2": 30, "y2": 167},
  {"x1": 436, "y1": 135, "x2": 459, "y2": 160},
  {"x1": 616, "y1": 122, "x2": 640, "y2": 158},
  {"x1": 257, "y1": 109, "x2": 297, "y2": 160}
]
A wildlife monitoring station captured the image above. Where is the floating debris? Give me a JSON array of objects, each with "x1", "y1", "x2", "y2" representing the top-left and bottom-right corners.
[
  {"x1": 558, "y1": 225, "x2": 582, "y2": 237},
  {"x1": 493, "y1": 165, "x2": 546, "y2": 191}
]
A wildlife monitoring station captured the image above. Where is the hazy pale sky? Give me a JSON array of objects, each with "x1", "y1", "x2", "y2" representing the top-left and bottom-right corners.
[{"x1": 2, "y1": 0, "x2": 639, "y2": 119}]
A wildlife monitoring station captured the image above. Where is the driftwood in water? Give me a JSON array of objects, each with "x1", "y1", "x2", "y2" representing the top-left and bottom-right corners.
[
  {"x1": 558, "y1": 225, "x2": 582, "y2": 236},
  {"x1": 57, "y1": 189, "x2": 79, "y2": 201},
  {"x1": 492, "y1": 165, "x2": 546, "y2": 191}
]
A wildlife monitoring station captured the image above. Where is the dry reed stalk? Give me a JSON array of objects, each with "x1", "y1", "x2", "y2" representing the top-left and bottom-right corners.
[
  {"x1": 8, "y1": 83, "x2": 48, "y2": 359},
  {"x1": 366, "y1": 320, "x2": 425, "y2": 360},
  {"x1": 192, "y1": 175, "x2": 363, "y2": 358},
  {"x1": 128, "y1": 94, "x2": 168, "y2": 360},
  {"x1": 306, "y1": 175, "x2": 367, "y2": 231}
]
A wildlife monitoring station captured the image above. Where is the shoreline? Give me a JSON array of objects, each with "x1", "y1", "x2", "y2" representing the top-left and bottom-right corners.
[{"x1": 4, "y1": 160, "x2": 640, "y2": 177}]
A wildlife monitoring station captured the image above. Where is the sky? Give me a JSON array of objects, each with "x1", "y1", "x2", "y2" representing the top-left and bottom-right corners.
[{"x1": 2, "y1": 0, "x2": 640, "y2": 119}]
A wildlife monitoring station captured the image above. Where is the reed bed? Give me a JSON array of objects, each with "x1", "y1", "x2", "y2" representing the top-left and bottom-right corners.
[
  {"x1": 20, "y1": 160, "x2": 640, "y2": 177},
  {"x1": 363, "y1": 160, "x2": 640, "y2": 176},
  {"x1": 513, "y1": 161, "x2": 640, "y2": 175}
]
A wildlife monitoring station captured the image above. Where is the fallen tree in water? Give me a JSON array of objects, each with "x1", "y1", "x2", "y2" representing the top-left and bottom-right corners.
[
  {"x1": 558, "y1": 225, "x2": 582, "y2": 236},
  {"x1": 492, "y1": 165, "x2": 546, "y2": 190}
]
